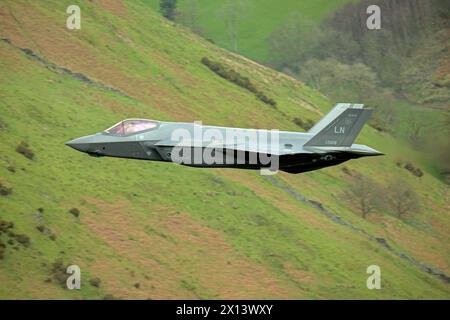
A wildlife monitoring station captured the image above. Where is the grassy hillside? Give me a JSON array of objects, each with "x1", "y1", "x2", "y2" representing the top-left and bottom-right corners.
[
  {"x1": 400, "y1": 28, "x2": 450, "y2": 108},
  {"x1": 0, "y1": 0, "x2": 448, "y2": 299},
  {"x1": 143, "y1": 0, "x2": 354, "y2": 62}
]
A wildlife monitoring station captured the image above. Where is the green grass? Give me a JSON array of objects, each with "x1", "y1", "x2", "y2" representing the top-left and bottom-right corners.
[
  {"x1": 142, "y1": 0, "x2": 355, "y2": 62},
  {"x1": 0, "y1": 0, "x2": 448, "y2": 299}
]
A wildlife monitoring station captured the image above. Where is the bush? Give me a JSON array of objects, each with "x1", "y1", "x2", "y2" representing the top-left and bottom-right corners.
[
  {"x1": 51, "y1": 259, "x2": 68, "y2": 288},
  {"x1": 16, "y1": 141, "x2": 34, "y2": 160},
  {"x1": 201, "y1": 57, "x2": 277, "y2": 107},
  {"x1": 0, "y1": 118, "x2": 7, "y2": 130},
  {"x1": 89, "y1": 277, "x2": 101, "y2": 288},
  {"x1": 36, "y1": 224, "x2": 56, "y2": 240},
  {"x1": 14, "y1": 234, "x2": 30, "y2": 247},
  {"x1": 69, "y1": 208, "x2": 80, "y2": 218},
  {"x1": 255, "y1": 92, "x2": 277, "y2": 107},
  {"x1": 342, "y1": 167, "x2": 355, "y2": 176},
  {"x1": 0, "y1": 181, "x2": 12, "y2": 196},
  {"x1": 292, "y1": 117, "x2": 315, "y2": 131},
  {"x1": 404, "y1": 163, "x2": 424, "y2": 177},
  {"x1": 0, "y1": 220, "x2": 14, "y2": 232}
]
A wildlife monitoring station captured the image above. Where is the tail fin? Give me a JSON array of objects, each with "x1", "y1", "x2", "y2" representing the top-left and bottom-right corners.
[{"x1": 305, "y1": 103, "x2": 372, "y2": 147}]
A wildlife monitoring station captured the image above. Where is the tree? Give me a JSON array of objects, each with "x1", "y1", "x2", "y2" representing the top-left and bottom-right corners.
[
  {"x1": 386, "y1": 181, "x2": 420, "y2": 218},
  {"x1": 218, "y1": 0, "x2": 249, "y2": 52},
  {"x1": 421, "y1": 113, "x2": 450, "y2": 183},
  {"x1": 296, "y1": 57, "x2": 400, "y2": 132},
  {"x1": 438, "y1": 115, "x2": 450, "y2": 182},
  {"x1": 407, "y1": 112, "x2": 427, "y2": 146},
  {"x1": 319, "y1": 29, "x2": 361, "y2": 64},
  {"x1": 268, "y1": 13, "x2": 323, "y2": 69},
  {"x1": 343, "y1": 175, "x2": 381, "y2": 218},
  {"x1": 176, "y1": 0, "x2": 203, "y2": 35},
  {"x1": 160, "y1": 0, "x2": 177, "y2": 21},
  {"x1": 298, "y1": 58, "x2": 379, "y2": 103}
]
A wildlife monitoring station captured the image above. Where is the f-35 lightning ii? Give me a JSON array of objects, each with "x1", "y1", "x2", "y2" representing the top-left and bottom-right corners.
[{"x1": 65, "y1": 103, "x2": 382, "y2": 174}]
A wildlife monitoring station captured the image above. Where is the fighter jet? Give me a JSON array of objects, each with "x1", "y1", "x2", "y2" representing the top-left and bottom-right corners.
[{"x1": 65, "y1": 103, "x2": 382, "y2": 174}]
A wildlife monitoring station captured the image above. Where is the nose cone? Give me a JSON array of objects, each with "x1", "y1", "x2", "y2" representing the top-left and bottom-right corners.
[{"x1": 65, "y1": 135, "x2": 96, "y2": 153}]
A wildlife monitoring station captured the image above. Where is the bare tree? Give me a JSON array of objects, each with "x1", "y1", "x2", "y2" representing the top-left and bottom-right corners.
[
  {"x1": 177, "y1": 0, "x2": 203, "y2": 35},
  {"x1": 343, "y1": 175, "x2": 381, "y2": 218},
  {"x1": 386, "y1": 181, "x2": 420, "y2": 218},
  {"x1": 268, "y1": 12, "x2": 323, "y2": 68},
  {"x1": 218, "y1": 0, "x2": 249, "y2": 52},
  {"x1": 437, "y1": 114, "x2": 450, "y2": 183},
  {"x1": 408, "y1": 112, "x2": 427, "y2": 146}
]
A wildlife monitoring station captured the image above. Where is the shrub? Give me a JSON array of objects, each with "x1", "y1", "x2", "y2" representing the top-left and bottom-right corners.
[
  {"x1": 0, "y1": 118, "x2": 6, "y2": 130},
  {"x1": 16, "y1": 141, "x2": 34, "y2": 160},
  {"x1": 51, "y1": 259, "x2": 68, "y2": 288},
  {"x1": 293, "y1": 117, "x2": 315, "y2": 131},
  {"x1": 0, "y1": 220, "x2": 14, "y2": 232},
  {"x1": 89, "y1": 277, "x2": 101, "y2": 288},
  {"x1": 413, "y1": 168, "x2": 423, "y2": 177},
  {"x1": 369, "y1": 120, "x2": 387, "y2": 133},
  {"x1": 14, "y1": 234, "x2": 30, "y2": 247},
  {"x1": 201, "y1": 57, "x2": 277, "y2": 107},
  {"x1": 404, "y1": 163, "x2": 424, "y2": 177},
  {"x1": 36, "y1": 224, "x2": 56, "y2": 240},
  {"x1": 255, "y1": 92, "x2": 277, "y2": 107},
  {"x1": 0, "y1": 181, "x2": 12, "y2": 196},
  {"x1": 342, "y1": 167, "x2": 353, "y2": 176},
  {"x1": 69, "y1": 208, "x2": 80, "y2": 218}
]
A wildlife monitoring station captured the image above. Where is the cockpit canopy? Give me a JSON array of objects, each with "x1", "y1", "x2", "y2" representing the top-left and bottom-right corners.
[{"x1": 105, "y1": 119, "x2": 159, "y2": 135}]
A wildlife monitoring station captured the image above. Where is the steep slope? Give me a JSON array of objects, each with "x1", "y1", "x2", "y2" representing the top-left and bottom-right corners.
[
  {"x1": 400, "y1": 28, "x2": 450, "y2": 108},
  {"x1": 0, "y1": 0, "x2": 448, "y2": 299}
]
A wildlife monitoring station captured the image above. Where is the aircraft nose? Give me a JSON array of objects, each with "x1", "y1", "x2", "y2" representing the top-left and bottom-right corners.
[{"x1": 65, "y1": 135, "x2": 96, "y2": 153}]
